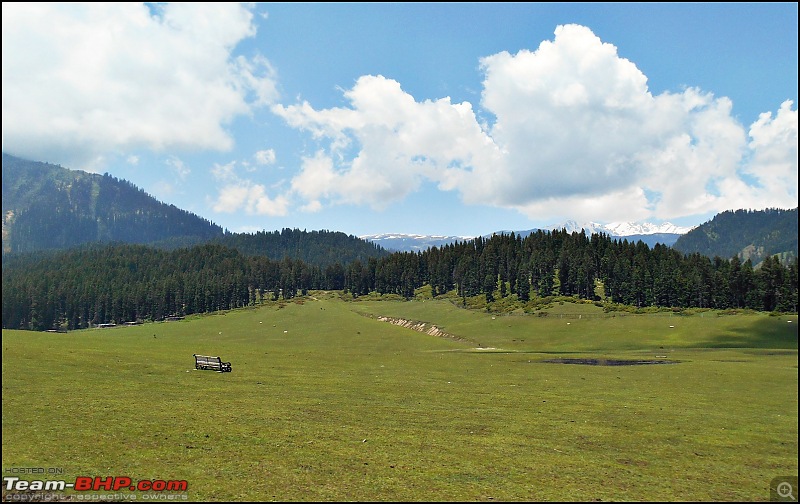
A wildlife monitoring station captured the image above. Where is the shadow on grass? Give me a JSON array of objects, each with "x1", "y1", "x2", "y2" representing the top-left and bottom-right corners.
[{"x1": 696, "y1": 316, "x2": 798, "y2": 349}]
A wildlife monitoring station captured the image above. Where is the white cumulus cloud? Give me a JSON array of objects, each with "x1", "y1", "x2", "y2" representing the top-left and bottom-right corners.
[
  {"x1": 274, "y1": 24, "x2": 797, "y2": 224},
  {"x1": 210, "y1": 160, "x2": 288, "y2": 217},
  {"x1": 1, "y1": 3, "x2": 277, "y2": 170},
  {"x1": 740, "y1": 100, "x2": 798, "y2": 207},
  {"x1": 273, "y1": 74, "x2": 502, "y2": 210}
]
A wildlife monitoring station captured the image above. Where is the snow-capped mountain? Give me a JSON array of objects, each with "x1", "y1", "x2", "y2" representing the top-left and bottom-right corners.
[
  {"x1": 360, "y1": 233, "x2": 475, "y2": 252},
  {"x1": 362, "y1": 222, "x2": 696, "y2": 252},
  {"x1": 505, "y1": 220, "x2": 695, "y2": 248},
  {"x1": 547, "y1": 220, "x2": 694, "y2": 236}
]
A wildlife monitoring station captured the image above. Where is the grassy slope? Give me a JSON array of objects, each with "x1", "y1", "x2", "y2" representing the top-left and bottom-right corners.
[{"x1": 2, "y1": 296, "x2": 797, "y2": 501}]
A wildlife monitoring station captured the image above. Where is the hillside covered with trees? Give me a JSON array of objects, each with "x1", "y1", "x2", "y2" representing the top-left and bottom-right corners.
[
  {"x1": 2, "y1": 153, "x2": 224, "y2": 252},
  {"x1": 673, "y1": 208, "x2": 798, "y2": 266},
  {"x1": 214, "y1": 228, "x2": 386, "y2": 267},
  {"x1": 3, "y1": 230, "x2": 796, "y2": 331}
]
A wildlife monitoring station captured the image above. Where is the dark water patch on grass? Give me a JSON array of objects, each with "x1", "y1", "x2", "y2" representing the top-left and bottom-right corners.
[{"x1": 541, "y1": 358, "x2": 681, "y2": 366}]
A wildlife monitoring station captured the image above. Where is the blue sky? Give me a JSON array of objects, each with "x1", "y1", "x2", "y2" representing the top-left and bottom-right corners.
[{"x1": 2, "y1": 3, "x2": 797, "y2": 237}]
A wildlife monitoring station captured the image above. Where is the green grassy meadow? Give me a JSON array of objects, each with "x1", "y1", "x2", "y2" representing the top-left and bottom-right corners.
[{"x1": 2, "y1": 295, "x2": 797, "y2": 501}]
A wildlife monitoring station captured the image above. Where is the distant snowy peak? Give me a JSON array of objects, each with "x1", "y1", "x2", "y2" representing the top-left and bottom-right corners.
[
  {"x1": 361, "y1": 233, "x2": 473, "y2": 241},
  {"x1": 548, "y1": 220, "x2": 694, "y2": 236},
  {"x1": 360, "y1": 233, "x2": 473, "y2": 252},
  {"x1": 603, "y1": 221, "x2": 695, "y2": 235}
]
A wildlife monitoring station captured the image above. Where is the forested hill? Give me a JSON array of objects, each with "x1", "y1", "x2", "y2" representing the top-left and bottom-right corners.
[
  {"x1": 672, "y1": 208, "x2": 798, "y2": 265},
  {"x1": 2, "y1": 153, "x2": 224, "y2": 253},
  {"x1": 1, "y1": 154, "x2": 387, "y2": 265},
  {"x1": 213, "y1": 229, "x2": 388, "y2": 266}
]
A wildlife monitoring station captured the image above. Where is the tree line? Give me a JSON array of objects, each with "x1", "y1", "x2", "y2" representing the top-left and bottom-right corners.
[{"x1": 3, "y1": 229, "x2": 797, "y2": 331}]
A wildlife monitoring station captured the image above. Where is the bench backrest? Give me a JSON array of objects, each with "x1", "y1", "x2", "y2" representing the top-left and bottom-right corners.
[
  {"x1": 193, "y1": 354, "x2": 231, "y2": 372},
  {"x1": 194, "y1": 355, "x2": 222, "y2": 367}
]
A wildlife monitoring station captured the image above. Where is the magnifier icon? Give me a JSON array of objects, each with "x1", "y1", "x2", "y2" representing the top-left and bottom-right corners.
[{"x1": 778, "y1": 481, "x2": 796, "y2": 500}]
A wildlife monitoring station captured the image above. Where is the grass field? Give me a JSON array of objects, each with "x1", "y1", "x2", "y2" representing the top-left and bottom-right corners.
[{"x1": 2, "y1": 295, "x2": 797, "y2": 501}]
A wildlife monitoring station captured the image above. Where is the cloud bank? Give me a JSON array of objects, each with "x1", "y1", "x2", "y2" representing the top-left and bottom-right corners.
[{"x1": 275, "y1": 24, "x2": 797, "y2": 223}]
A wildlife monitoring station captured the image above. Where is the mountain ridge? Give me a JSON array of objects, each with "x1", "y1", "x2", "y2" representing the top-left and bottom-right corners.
[
  {"x1": 362, "y1": 221, "x2": 694, "y2": 252},
  {"x1": 1, "y1": 153, "x2": 386, "y2": 265},
  {"x1": 2, "y1": 153, "x2": 224, "y2": 253}
]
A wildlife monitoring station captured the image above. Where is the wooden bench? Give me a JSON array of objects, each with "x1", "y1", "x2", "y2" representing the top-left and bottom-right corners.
[{"x1": 193, "y1": 354, "x2": 232, "y2": 372}]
